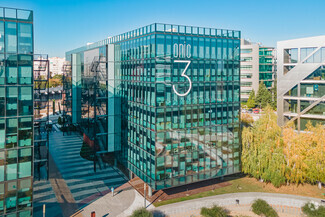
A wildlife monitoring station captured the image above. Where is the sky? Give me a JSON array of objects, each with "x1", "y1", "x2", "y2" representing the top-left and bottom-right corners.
[{"x1": 2, "y1": 0, "x2": 325, "y2": 58}]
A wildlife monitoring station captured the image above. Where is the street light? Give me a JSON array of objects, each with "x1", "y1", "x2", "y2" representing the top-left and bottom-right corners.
[{"x1": 144, "y1": 183, "x2": 146, "y2": 208}]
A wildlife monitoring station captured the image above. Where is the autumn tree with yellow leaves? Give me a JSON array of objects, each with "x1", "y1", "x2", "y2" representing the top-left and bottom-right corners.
[{"x1": 242, "y1": 106, "x2": 325, "y2": 187}]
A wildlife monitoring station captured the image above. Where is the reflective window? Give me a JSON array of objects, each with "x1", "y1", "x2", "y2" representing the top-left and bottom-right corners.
[
  {"x1": 284, "y1": 48, "x2": 298, "y2": 63},
  {"x1": 5, "y1": 22, "x2": 17, "y2": 53},
  {"x1": 18, "y1": 23, "x2": 33, "y2": 54}
]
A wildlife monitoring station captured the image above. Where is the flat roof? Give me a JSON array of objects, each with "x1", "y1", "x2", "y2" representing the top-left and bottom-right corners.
[
  {"x1": 66, "y1": 23, "x2": 241, "y2": 56},
  {"x1": 0, "y1": 6, "x2": 33, "y2": 22}
]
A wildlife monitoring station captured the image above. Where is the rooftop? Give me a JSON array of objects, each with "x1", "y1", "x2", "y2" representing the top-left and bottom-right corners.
[
  {"x1": 66, "y1": 23, "x2": 241, "y2": 56},
  {"x1": 0, "y1": 6, "x2": 33, "y2": 22}
]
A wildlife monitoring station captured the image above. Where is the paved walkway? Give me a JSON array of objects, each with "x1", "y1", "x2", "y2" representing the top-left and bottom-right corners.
[
  {"x1": 33, "y1": 180, "x2": 63, "y2": 217},
  {"x1": 39, "y1": 131, "x2": 127, "y2": 216},
  {"x1": 154, "y1": 192, "x2": 325, "y2": 217},
  {"x1": 72, "y1": 182, "x2": 152, "y2": 217}
]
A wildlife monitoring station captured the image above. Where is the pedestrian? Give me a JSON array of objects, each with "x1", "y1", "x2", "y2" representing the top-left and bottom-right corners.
[{"x1": 111, "y1": 187, "x2": 114, "y2": 197}]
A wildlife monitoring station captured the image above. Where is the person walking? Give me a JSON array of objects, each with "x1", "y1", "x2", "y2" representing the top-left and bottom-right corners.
[{"x1": 111, "y1": 187, "x2": 114, "y2": 197}]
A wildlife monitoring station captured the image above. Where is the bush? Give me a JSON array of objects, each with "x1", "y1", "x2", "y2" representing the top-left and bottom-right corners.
[
  {"x1": 130, "y1": 208, "x2": 153, "y2": 217},
  {"x1": 251, "y1": 199, "x2": 278, "y2": 217},
  {"x1": 200, "y1": 205, "x2": 228, "y2": 217},
  {"x1": 80, "y1": 142, "x2": 95, "y2": 161},
  {"x1": 58, "y1": 116, "x2": 62, "y2": 125},
  {"x1": 302, "y1": 202, "x2": 325, "y2": 217},
  {"x1": 241, "y1": 113, "x2": 254, "y2": 126}
]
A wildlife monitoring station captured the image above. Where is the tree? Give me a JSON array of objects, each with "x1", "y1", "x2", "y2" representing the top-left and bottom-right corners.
[
  {"x1": 57, "y1": 116, "x2": 62, "y2": 125},
  {"x1": 242, "y1": 105, "x2": 286, "y2": 187},
  {"x1": 246, "y1": 90, "x2": 256, "y2": 108},
  {"x1": 271, "y1": 79, "x2": 277, "y2": 109},
  {"x1": 304, "y1": 122, "x2": 325, "y2": 186},
  {"x1": 241, "y1": 113, "x2": 254, "y2": 126},
  {"x1": 256, "y1": 82, "x2": 272, "y2": 108},
  {"x1": 52, "y1": 99, "x2": 55, "y2": 114}
]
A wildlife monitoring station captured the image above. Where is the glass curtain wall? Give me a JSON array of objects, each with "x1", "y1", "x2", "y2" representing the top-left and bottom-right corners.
[
  {"x1": 115, "y1": 24, "x2": 241, "y2": 190},
  {"x1": 0, "y1": 7, "x2": 33, "y2": 217}
]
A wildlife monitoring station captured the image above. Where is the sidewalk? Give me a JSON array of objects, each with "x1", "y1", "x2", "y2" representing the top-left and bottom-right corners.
[
  {"x1": 72, "y1": 182, "x2": 152, "y2": 217},
  {"x1": 154, "y1": 192, "x2": 324, "y2": 217}
]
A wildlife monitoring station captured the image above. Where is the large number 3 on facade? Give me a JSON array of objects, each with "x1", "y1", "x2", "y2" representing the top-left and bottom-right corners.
[{"x1": 173, "y1": 60, "x2": 192, "y2": 96}]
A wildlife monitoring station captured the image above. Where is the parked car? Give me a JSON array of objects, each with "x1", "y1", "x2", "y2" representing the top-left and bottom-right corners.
[
  {"x1": 253, "y1": 108, "x2": 259, "y2": 114},
  {"x1": 248, "y1": 109, "x2": 253, "y2": 113}
]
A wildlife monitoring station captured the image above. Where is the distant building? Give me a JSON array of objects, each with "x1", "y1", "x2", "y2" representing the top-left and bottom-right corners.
[
  {"x1": 240, "y1": 39, "x2": 276, "y2": 101},
  {"x1": 277, "y1": 35, "x2": 325, "y2": 131},
  {"x1": 49, "y1": 57, "x2": 65, "y2": 76}
]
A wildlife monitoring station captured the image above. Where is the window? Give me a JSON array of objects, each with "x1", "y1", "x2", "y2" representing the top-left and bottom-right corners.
[
  {"x1": 284, "y1": 48, "x2": 298, "y2": 63},
  {"x1": 241, "y1": 49, "x2": 252, "y2": 54},
  {"x1": 240, "y1": 65, "x2": 252, "y2": 70},
  {"x1": 5, "y1": 22, "x2": 17, "y2": 53},
  {"x1": 300, "y1": 47, "x2": 316, "y2": 62},
  {"x1": 18, "y1": 148, "x2": 32, "y2": 178},
  {"x1": 6, "y1": 87, "x2": 18, "y2": 116},
  {"x1": 241, "y1": 82, "x2": 252, "y2": 87},
  {"x1": 241, "y1": 57, "x2": 252, "y2": 62},
  {"x1": 18, "y1": 23, "x2": 33, "y2": 54},
  {"x1": 6, "y1": 150, "x2": 17, "y2": 180}
]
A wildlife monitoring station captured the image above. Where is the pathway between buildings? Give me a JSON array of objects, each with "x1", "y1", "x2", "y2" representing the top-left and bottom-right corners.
[{"x1": 38, "y1": 131, "x2": 127, "y2": 216}]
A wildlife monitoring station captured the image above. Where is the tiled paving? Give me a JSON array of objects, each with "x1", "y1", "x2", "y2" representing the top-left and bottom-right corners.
[
  {"x1": 33, "y1": 180, "x2": 63, "y2": 217},
  {"x1": 49, "y1": 131, "x2": 127, "y2": 207}
]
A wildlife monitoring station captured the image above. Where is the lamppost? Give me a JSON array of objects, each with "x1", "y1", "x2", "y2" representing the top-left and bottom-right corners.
[{"x1": 144, "y1": 183, "x2": 146, "y2": 208}]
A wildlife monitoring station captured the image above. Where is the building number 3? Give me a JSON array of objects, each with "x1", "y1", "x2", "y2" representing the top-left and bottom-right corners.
[{"x1": 172, "y1": 60, "x2": 192, "y2": 97}]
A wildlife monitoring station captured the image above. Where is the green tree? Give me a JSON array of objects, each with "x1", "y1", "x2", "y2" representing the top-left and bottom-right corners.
[
  {"x1": 242, "y1": 105, "x2": 286, "y2": 187},
  {"x1": 246, "y1": 90, "x2": 256, "y2": 108},
  {"x1": 52, "y1": 99, "x2": 55, "y2": 114},
  {"x1": 57, "y1": 116, "x2": 62, "y2": 125},
  {"x1": 271, "y1": 79, "x2": 277, "y2": 109},
  {"x1": 256, "y1": 82, "x2": 272, "y2": 108}
]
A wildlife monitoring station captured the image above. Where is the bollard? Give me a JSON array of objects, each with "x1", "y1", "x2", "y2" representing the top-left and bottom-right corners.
[{"x1": 43, "y1": 204, "x2": 46, "y2": 217}]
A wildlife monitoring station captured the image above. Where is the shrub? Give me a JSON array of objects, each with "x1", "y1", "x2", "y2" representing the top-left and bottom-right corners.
[
  {"x1": 251, "y1": 199, "x2": 278, "y2": 217},
  {"x1": 302, "y1": 202, "x2": 325, "y2": 217},
  {"x1": 241, "y1": 113, "x2": 254, "y2": 126},
  {"x1": 130, "y1": 208, "x2": 153, "y2": 217},
  {"x1": 200, "y1": 205, "x2": 228, "y2": 217},
  {"x1": 58, "y1": 116, "x2": 62, "y2": 125},
  {"x1": 80, "y1": 142, "x2": 95, "y2": 161}
]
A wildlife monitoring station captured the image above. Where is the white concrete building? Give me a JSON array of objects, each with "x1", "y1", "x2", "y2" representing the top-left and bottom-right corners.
[
  {"x1": 277, "y1": 35, "x2": 325, "y2": 131},
  {"x1": 49, "y1": 57, "x2": 65, "y2": 76},
  {"x1": 240, "y1": 39, "x2": 276, "y2": 101}
]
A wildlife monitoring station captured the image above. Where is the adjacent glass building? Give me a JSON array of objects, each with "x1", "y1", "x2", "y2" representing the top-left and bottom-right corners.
[
  {"x1": 66, "y1": 23, "x2": 241, "y2": 190},
  {"x1": 0, "y1": 7, "x2": 34, "y2": 216}
]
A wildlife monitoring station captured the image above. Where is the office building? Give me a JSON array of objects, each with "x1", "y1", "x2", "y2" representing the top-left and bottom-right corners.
[
  {"x1": 277, "y1": 36, "x2": 325, "y2": 131},
  {"x1": 0, "y1": 7, "x2": 34, "y2": 216},
  {"x1": 49, "y1": 57, "x2": 64, "y2": 76},
  {"x1": 240, "y1": 39, "x2": 276, "y2": 101},
  {"x1": 66, "y1": 23, "x2": 241, "y2": 191}
]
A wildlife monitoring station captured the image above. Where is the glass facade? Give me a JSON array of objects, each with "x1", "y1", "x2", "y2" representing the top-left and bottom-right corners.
[
  {"x1": 259, "y1": 47, "x2": 275, "y2": 88},
  {"x1": 67, "y1": 23, "x2": 241, "y2": 190},
  {"x1": 0, "y1": 7, "x2": 33, "y2": 216}
]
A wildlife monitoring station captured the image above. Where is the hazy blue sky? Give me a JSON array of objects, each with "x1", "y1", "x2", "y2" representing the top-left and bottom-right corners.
[{"x1": 2, "y1": 0, "x2": 325, "y2": 57}]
